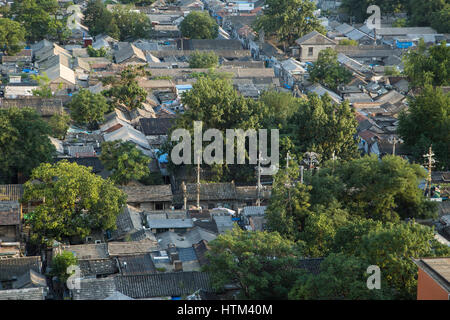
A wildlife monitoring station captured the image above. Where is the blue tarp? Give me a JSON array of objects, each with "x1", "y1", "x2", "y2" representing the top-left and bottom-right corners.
[
  {"x1": 154, "y1": 149, "x2": 169, "y2": 163},
  {"x1": 396, "y1": 40, "x2": 413, "y2": 49}
]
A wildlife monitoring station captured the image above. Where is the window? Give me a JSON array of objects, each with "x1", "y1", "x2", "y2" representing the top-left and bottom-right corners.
[
  {"x1": 308, "y1": 47, "x2": 314, "y2": 56},
  {"x1": 155, "y1": 202, "x2": 164, "y2": 210}
]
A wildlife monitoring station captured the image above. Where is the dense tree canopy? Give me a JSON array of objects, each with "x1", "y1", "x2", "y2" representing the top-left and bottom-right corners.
[
  {"x1": 188, "y1": 51, "x2": 219, "y2": 68},
  {"x1": 180, "y1": 11, "x2": 219, "y2": 39},
  {"x1": 22, "y1": 161, "x2": 127, "y2": 245},
  {"x1": 68, "y1": 89, "x2": 110, "y2": 129},
  {"x1": 403, "y1": 40, "x2": 450, "y2": 88},
  {"x1": 204, "y1": 227, "x2": 302, "y2": 299},
  {"x1": 254, "y1": 0, "x2": 326, "y2": 47},
  {"x1": 289, "y1": 93, "x2": 360, "y2": 162},
  {"x1": 164, "y1": 77, "x2": 266, "y2": 182},
  {"x1": 51, "y1": 251, "x2": 78, "y2": 283},
  {"x1": 355, "y1": 221, "x2": 450, "y2": 299},
  {"x1": 308, "y1": 48, "x2": 353, "y2": 91},
  {"x1": 266, "y1": 155, "x2": 437, "y2": 246},
  {"x1": 112, "y1": 5, "x2": 153, "y2": 41},
  {"x1": 0, "y1": 107, "x2": 55, "y2": 183},
  {"x1": 102, "y1": 65, "x2": 148, "y2": 110},
  {"x1": 83, "y1": 0, "x2": 120, "y2": 39},
  {"x1": 0, "y1": 18, "x2": 26, "y2": 56},
  {"x1": 307, "y1": 155, "x2": 437, "y2": 222},
  {"x1": 10, "y1": 0, "x2": 70, "y2": 42},
  {"x1": 100, "y1": 141, "x2": 151, "y2": 185},
  {"x1": 31, "y1": 73, "x2": 54, "y2": 98},
  {"x1": 406, "y1": 0, "x2": 447, "y2": 29},
  {"x1": 48, "y1": 112, "x2": 71, "y2": 140},
  {"x1": 87, "y1": 45, "x2": 107, "y2": 57},
  {"x1": 398, "y1": 84, "x2": 450, "y2": 170},
  {"x1": 289, "y1": 253, "x2": 393, "y2": 300},
  {"x1": 83, "y1": 1, "x2": 152, "y2": 40}
]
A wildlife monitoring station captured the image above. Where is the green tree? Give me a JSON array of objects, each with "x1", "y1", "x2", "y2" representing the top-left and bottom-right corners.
[
  {"x1": 407, "y1": 0, "x2": 446, "y2": 28},
  {"x1": 254, "y1": 0, "x2": 326, "y2": 47},
  {"x1": 99, "y1": 141, "x2": 151, "y2": 185},
  {"x1": 308, "y1": 48, "x2": 353, "y2": 91},
  {"x1": 48, "y1": 112, "x2": 71, "y2": 140},
  {"x1": 398, "y1": 83, "x2": 450, "y2": 170},
  {"x1": 300, "y1": 201, "x2": 350, "y2": 257},
  {"x1": 87, "y1": 45, "x2": 107, "y2": 57},
  {"x1": 51, "y1": 251, "x2": 78, "y2": 283},
  {"x1": 338, "y1": 39, "x2": 358, "y2": 46},
  {"x1": 112, "y1": 5, "x2": 152, "y2": 41},
  {"x1": 403, "y1": 40, "x2": 450, "y2": 88},
  {"x1": 31, "y1": 73, "x2": 54, "y2": 98},
  {"x1": 357, "y1": 221, "x2": 450, "y2": 299},
  {"x1": 103, "y1": 65, "x2": 148, "y2": 110},
  {"x1": 21, "y1": 161, "x2": 127, "y2": 245},
  {"x1": 188, "y1": 51, "x2": 219, "y2": 68},
  {"x1": 48, "y1": 15, "x2": 72, "y2": 43},
  {"x1": 259, "y1": 90, "x2": 302, "y2": 130},
  {"x1": 164, "y1": 77, "x2": 265, "y2": 182},
  {"x1": 392, "y1": 18, "x2": 407, "y2": 28},
  {"x1": 10, "y1": 0, "x2": 62, "y2": 42},
  {"x1": 0, "y1": 18, "x2": 26, "y2": 55},
  {"x1": 204, "y1": 227, "x2": 302, "y2": 299},
  {"x1": 0, "y1": 107, "x2": 55, "y2": 183},
  {"x1": 341, "y1": 0, "x2": 406, "y2": 23},
  {"x1": 289, "y1": 253, "x2": 393, "y2": 300},
  {"x1": 265, "y1": 164, "x2": 313, "y2": 241},
  {"x1": 180, "y1": 11, "x2": 219, "y2": 39},
  {"x1": 289, "y1": 93, "x2": 359, "y2": 162},
  {"x1": 83, "y1": 0, "x2": 120, "y2": 39},
  {"x1": 68, "y1": 89, "x2": 110, "y2": 129},
  {"x1": 431, "y1": 4, "x2": 450, "y2": 33},
  {"x1": 308, "y1": 155, "x2": 438, "y2": 222}
]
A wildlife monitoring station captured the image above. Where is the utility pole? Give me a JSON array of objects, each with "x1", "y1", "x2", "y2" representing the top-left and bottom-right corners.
[
  {"x1": 300, "y1": 165, "x2": 304, "y2": 184},
  {"x1": 196, "y1": 154, "x2": 200, "y2": 209},
  {"x1": 181, "y1": 181, "x2": 187, "y2": 210},
  {"x1": 423, "y1": 145, "x2": 435, "y2": 198},
  {"x1": 332, "y1": 151, "x2": 336, "y2": 173},
  {"x1": 286, "y1": 151, "x2": 291, "y2": 169},
  {"x1": 256, "y1": 152, "x2": 261, "y2": 207},
  {"x1": 389, "y1": 136, "x2": 404, "y2": 156},
  {"x1": 286, "y1": 151, "x2": 292, "y2": 209}
]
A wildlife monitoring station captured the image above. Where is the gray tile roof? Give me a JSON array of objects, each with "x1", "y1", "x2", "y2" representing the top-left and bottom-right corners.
[
  {"x1": 110, "y1": 205, "x2": 143, "y2": 240},
  {"x1": 0, "y1": 287, "x2": 47, "y2": 300},
  {"x1": 72, "y1": 277, "x2": 117, "y2": 300},
  {"x1": 177, "y1": 247, "x2": 198, "y2": 262},
  {"x1": 114, "y1": 272, "x2": 212, "y2": 299},
  {"x1": 193, "y1": 240, "x2": 210, "y2": 267},
  {"x1": 119, "y1": 185, "x2": 173, "y2": 203},
  {"x1": 139, "y1": 118, "x2": 175, "y2": 136},
  {"x1": 0, "y1": 256, "x2": 42, "y2": 282},
  {"x1": 213, "y1": 215, "x2": 235, "y2": 234},
  {"x1": 296, "y1": 31, "x2": 336, "y2": 45},
  {"x1": 242, "y1": 206, "x2": 266, "y2": 216},
  {"x1": 12, "y1": 269, "x2": 47, "y2": 289},
  {"x1": 156, "y1": 227, "x2": 217, "y2": 249},
  {"x1": 0, "y1": 201, "x2": 21, "y2": 226},
  {"x1": 117, "y1": 254, "x2": 156, "y2": 275},
  {"x1": 78, "y1": 259, "x2": 118, "y2": 277},
  {"x1": 147, "y1": 218, "x2": 194, "y2": 229}
]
